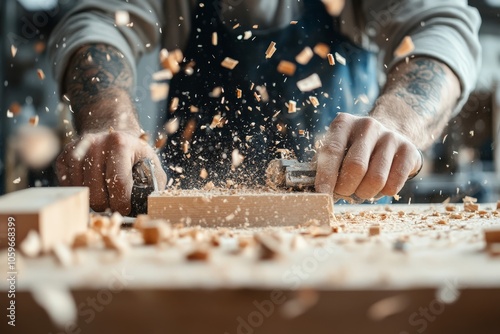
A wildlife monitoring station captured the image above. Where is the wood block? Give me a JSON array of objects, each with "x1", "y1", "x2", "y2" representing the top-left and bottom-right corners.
[
  {"x1": 0, "y1": 187, "x2": 89, "y2": 252},
  {"x1": 148, "y1": 191, "x2": 334, "y2": 227}
]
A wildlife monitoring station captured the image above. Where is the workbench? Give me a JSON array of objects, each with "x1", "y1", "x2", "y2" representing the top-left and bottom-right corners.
[{"x1": 1, "y1": 204, "x2": 499, "y2": 334}]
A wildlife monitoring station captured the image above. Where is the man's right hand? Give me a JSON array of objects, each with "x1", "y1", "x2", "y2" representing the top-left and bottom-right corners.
[{"x1": 56, "y1": 131, "x2": 167, "y2": 215}]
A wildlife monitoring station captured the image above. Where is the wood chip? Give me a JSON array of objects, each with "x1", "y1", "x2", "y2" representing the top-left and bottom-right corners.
[
  {"x1": 236, "y1": 88, "x2": 242, "y2": 99},
  {"x1": 321, "y1": 0, "x2": 346, "y2": 16},
  {"x1": 170, "y1": 97, "x2": 179, "y2": 112},
  {"x1": 334, "y1": 52, "x2": 346, "y2": 65},
  {"x1": 186, "y1": 247, "x2": 210, "y2": 261},
  {"x1": 72, "y1": 230, "x2": 100, "y2": 249},
  {"x1": 394, "y1": 36, "x2": 415, "y2": 58},
  {"x1": 164, "y1": 118, "x2": 180, "y2": 135},
  {"x1": 150, "y1": 82, "x2": 169, "y2": 102},
  {"x1": 277, "y1": 60, "x2": 297, "y2": 76},
  {"x1": 20, "y1": 230, "x2": 42, "y2": 257},
  {"x1": 36, "y1": 68, "x2": 45, "y2": 80},
  {"x1": 141, "y1": 220, "x2": 171, "y2": 245},
  {"x1": 464, "y1": 203, "x2": 479, "y2": 212},
  {"x1": 115, "y1": 10, "x2": 130, "y2": 26},
  {"x1": 463, "y1": 196, "x2": 478, "y2": 203},
  {"x1": 152, "y1": 69, "x2": 173, "y2": 81},
  {"x1": 488, "y1": 243, "x2": 500, "y2": 257},
  {"x1": 496, "y1": 200, "x2": 500, "y2": 210},
  {"x1": 309, "y1": 96, "x2": 320, "y2": 108},
  {"x1": 200, "y1": 168, "x2": 208, "y2": 179},
  {"x1": 29, "y1": 115, "x2": 39, "y2": 126},
  {"x1": 255, "y1": 234, "x2": 281, "y2": 260},
  {"x1": 231, "y1": 149, "x2": 244, "y2": 168},
  {"x1": 11, "y1": 45, "x2": 17, "y2": 58},
  {"x1": 160, "y1": 50, "x2": 181, "y2": 74},
  {"x1": 327, "y1": 53, "x2": 335, "y2": 66},
  {"x1": 445, "y1": 205, "x2": 456, "y2": 212},
  {"x1": 212, "y1": 32, "x2": 218, "y2": 46},
  {"x1": 288, "y1": 100, "x2": 297, "y2": 113},
  {"x1": 368, "y1": 224, "x2": 380, "y2": 236},
  {"x1": 295, "y1": 47, "x2": 314, "y2": 65},
  {"x1": 484, "y1": 227, "x2": 500, "y2": 246},
  {"x1": 265, "y1": 41, "x2": 277, "y2": 59},
  {"x1": 221, "y1": 57, "x2": 239, "y2": 70},
  {"x1": 297, "y1": 73, "x2": 322, "y2": 92},
  {"x1": 155, "y1": 134, "x2": 167, "y2": 149},
  {"x1": 8, "y1": 102, "x2": 22, "y2": 117},
  {"x1": 313, "y1": 43, "x2": 330, "y2": 59}
]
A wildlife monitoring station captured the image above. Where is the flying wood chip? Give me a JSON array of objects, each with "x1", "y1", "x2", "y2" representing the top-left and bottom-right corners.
[
  {"x1": 265, "y1": 41, "x2": 277, "y2": 59},
  {"x1": 297, "y1": 73, "x2": 322, "y2": 92},
  {"x1": 296, "y1": 47, "x2": 314, "y2": 65},
  {"x1": 277, "y1": 60, "x2": 296, "y2": 76},
  {"x1": 221, "y1": 57, "x2": 239, "y2": 70},
  {"x1": 394, "y1": 36, "x2": 415, "y2": 58}
]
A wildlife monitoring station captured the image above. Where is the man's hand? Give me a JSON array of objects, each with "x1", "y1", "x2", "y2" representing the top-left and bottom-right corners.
[
  {"x1": 315, "y1": 113, "x2": 422, "y2": 201},
  {"x1": 58, "y1": 44, "x2": 168, "y2": 215},
  {"x1": 315, "y1": 57, "x2": 461, "y2": 202},
  {"x1": 56, "y1": 131, "x2": 167, "y2": 215}
]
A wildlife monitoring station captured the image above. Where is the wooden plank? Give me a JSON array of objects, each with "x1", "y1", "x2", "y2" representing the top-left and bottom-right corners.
[
  {"x1": 0, "y1": 187, "x2": 89, "y2": 252},
  {"x1": 148, "y1": 192, "x2": 334, "y2": 226}
]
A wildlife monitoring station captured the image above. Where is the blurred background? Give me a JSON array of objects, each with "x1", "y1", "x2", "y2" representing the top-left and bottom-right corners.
[{"x1": 0, "y1": 0, "x2": 499, "y2": 203}]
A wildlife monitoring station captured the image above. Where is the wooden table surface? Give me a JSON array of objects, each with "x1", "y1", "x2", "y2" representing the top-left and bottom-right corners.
[{"x1": 1, "y1": 203, "x2": 500, "y2": 334}]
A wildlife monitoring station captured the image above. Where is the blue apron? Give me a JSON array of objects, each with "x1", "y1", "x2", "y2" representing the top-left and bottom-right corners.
[{"x1": 164, "y1": 0, "x2": 378, "y2": 188}]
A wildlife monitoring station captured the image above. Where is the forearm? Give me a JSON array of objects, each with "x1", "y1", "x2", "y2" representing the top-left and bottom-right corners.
[
  {"x1": 370, "y1": 57, "x2": 461, "y2": 149},
  {"x1": 63, "y1": 44, "x2": 140, "y2": 135}
]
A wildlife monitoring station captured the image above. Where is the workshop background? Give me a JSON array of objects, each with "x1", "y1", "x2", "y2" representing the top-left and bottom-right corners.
[{"x1": 1, "y1": 0, "x2": 500, "y2": 203}]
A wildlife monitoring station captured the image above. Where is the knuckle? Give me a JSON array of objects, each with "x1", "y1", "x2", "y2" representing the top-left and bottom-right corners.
[
  {"x1": 366, "y1": 171, "x2": 387, "y2": 189},
  {"x1": 107, "y1": 132, "x2": 128, "y2": 147},
  {"x1": 342, "y1": 157, "x2": 368, "y2": 178}
]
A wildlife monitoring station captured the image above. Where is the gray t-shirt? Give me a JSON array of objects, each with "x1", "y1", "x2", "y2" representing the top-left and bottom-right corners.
[{"x1": 48, "y1": 0, "x2": 481, "y2": 113}]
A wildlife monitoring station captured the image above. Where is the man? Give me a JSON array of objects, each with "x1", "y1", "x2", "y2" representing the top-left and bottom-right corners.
[{"x1": 48, "y1": 0, "x2": 481, "y2": 215}]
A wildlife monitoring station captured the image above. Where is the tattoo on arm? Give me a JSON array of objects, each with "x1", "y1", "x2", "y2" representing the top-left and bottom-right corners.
[
  {"x1": 391, "y1": 58, "x2": 446, "y2": 118},
  {"x1": 63, "y1": 44, "x2": 137, "y2": 133}
]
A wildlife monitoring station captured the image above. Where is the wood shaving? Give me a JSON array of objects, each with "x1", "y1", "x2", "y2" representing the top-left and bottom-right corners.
[
  {"x1": 464, "y1": 203, "x2": 479, "y2": 212},
  {"x1": 37, "y1": 69, "x2": 45, "y2": 80},
  {"x1": 115, "y1": 10, "x2": 130, "y2": 26},
  {"x1": 277, "y1": 60, "x2": 297, "y2": 76},
  {"x1": 327, "y1": 53, "x2": 335, "y2": 65},
  {"x1": 394, "y1": 36, "x2": 415, "y2": 58},
  {"x1": 236, "y1": 88, "x2": 242, "y2": 98},
  {"x1": 297, "y1": 73, "x2": 322, "y2": 92},
  {"x1": 186, "y1": 247, "x2": 210, "y2": 261},
  {"x1": 265, "y1": 41, "x2": 277, "y2": 59},
  {"x1": 334, "y1": 52, "x2": 346, "y2": 65},
  {"x1": 309, "y1": 96, "x2": 320, "y2": 108},
  {"x1": 29, "y1": 115, "x2": 39, "y2": 126},
  {"x1": 368, "y1": 224, "x2": 380, "y2": 236},
  {"x1": 255, "y1": 234, "x2": 281, "y2": 260},
  {"x1": 295, "y1": 47, "x2": 314, "y2": 65},
  {"x1": 212, "y1": 32, "x2": 218, "y2": 46},
  {"x1": 152, "y1": 69, "x2": 173, "y2": 81},
  {"x1": 288, "y1": 100, "x2": 297, "y2": 113},
  {"x1": 11, "y1": 45, "x2": 17, "y2": 57},
  {"x1": 313, "y1": 43, "x2": 330, "y2": 59},
  {"x1": 221, "y1": 57, "x2": 239, "y2": 70}
]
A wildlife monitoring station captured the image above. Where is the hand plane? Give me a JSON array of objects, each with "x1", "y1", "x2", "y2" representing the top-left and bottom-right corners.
[
  {"x1": 130, "y1": 158, "x2": 159, "y2": 217},
  {"x1": 266, "y1": 159, "x2": 316, "y2": 189}
]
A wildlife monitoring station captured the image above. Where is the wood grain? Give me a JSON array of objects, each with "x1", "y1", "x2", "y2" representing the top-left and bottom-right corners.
[
  {"x1": 148, "y1": 192, "x2": 335, "y2": 226},
  {"x1": 0, "y1": 187, "x2": 89, "y2": 252}
]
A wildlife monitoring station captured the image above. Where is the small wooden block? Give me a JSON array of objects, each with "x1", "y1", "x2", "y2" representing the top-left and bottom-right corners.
[
  {"x1": 0, "y1": 187, "x2": 89, "y2": 252},
  {"x1": 484, "y1": 227, "x2": 500, "y2": 245},
  {"x1": 148, "y1": 192, "x2": 334, "y2": 227}
]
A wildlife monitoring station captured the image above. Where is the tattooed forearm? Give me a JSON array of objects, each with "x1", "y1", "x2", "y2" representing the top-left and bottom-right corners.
[
  {"x1": 62, "y1": 44, "x2": 139, "y2": 134},
  {"x1": 392, "y1": 59, "x2": 446, "y2": 117},
  {"x1": 370, "y1": 57, "x2": 461, "y2": 148}
]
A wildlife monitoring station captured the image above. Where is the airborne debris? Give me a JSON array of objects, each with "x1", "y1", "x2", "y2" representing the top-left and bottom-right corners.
[
  {"x1": 221, "y1": 57, "x2": 239, "y2": 70},
  {"x1": 394, "y1": 36, "x2": 415, "y2": 58},
  {"x1": 297, "y1": 73, "x2": 322, "y2": 92},
  {"x1": 115, "y1": 10, "x2": 130, "y2": 26},
  {"x1": 150, "y1": 83, "x2": 169, "y2": 102},
  {"x1": 334, "y1": 52, "x2": 346, "y2": 65},
  {"x1": 313, "y1": 43, "x2": 330, "y2": 59},
  {"x1": 265, "y1": 41, "x2": 277, "y2": 59},
  {"x1": 296, "y1": 46, "x2": 314, "y2": 65},
  {"x1": 277, "y1": 60, "x2": 296, "y2": 76},
  {"x1": 37, "y1": 69, "x2": 45, "y2": 80}
]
